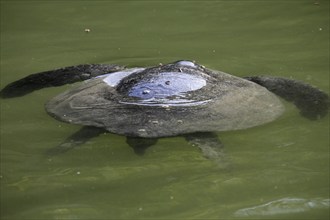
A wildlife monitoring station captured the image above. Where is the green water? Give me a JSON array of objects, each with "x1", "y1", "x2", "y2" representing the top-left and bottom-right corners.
[{"x1": 0, "y1": 1, "x2": 329, "y2": 219}]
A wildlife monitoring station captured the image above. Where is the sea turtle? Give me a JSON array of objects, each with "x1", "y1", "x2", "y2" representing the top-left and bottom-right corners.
[{"x1": 1, "y1": 60, "x2": 328, "y2": 159}]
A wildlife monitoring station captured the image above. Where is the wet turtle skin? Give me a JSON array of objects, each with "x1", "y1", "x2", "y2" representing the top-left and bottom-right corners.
[{"x1": 45, "y1": 61, "x2": 284, "y2": 138}]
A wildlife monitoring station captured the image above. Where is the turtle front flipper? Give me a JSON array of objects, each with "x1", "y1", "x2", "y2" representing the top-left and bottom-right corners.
[
  {"x1": 46, "y1": 126, "x2": 105, "y2": 155},
  {"x1": 0, "y1": 64, "x2": 125, "y2": 98},
  {"x1": 244, "y1": 76, "x2": 329, "y2": 120},
  {"x1": 184, "y1": 132, "x2": 228, "y2": 167}
]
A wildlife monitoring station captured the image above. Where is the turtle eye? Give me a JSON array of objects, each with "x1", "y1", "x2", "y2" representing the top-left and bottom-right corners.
[{"x1": 176, "y1": 60, "x2": 197, "y2": 68}]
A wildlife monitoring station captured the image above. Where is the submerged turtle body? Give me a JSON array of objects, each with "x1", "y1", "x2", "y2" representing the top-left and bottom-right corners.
[
  {"x1": 45, "y1": 61, "x2": 284, "y2": 138},
  {"x1": 1, "y1": 60, "x2": 328, "y2": 158}
]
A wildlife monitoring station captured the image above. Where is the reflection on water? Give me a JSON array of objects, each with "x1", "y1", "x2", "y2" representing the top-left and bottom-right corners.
[{"x1": 234, "y1": 197, "x2": 330, "y2": 217}]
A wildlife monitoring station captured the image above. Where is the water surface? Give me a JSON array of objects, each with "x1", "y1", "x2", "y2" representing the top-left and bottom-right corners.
[{"x1": 1, "y1": 1, "x2": 329, "y2": 219}]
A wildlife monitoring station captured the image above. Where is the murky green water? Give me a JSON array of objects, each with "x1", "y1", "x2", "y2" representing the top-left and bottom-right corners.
[{"x1": 1, "y1": 1, "x2": 329, "y2": 219}]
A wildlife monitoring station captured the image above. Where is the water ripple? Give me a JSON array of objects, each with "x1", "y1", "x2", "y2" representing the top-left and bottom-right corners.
[{"x1": 234, "y1": 197, "x2": 330, "y2": 217}]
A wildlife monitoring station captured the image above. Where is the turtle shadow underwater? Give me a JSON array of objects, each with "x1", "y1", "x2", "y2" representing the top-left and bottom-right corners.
[{"x1": 1, "y1": 60, "x2": 329, "y2": 162}]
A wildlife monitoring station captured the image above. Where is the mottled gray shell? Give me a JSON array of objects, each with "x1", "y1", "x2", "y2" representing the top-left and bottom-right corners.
[{"x1": 45, "y1": 61, "x2": 284, "y2": 138}]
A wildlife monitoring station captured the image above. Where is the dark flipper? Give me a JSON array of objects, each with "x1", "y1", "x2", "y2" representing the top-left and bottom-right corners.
[
  {"x1": 184, "y1": 132, "x2": 227, "y2": 166},
  {"x1": 244, "y1": 76, "x2": 329, "y2": 120},
  {"x1": 126, "y1": 137, "x2": 158, "y2": 155},
  {"x1": 46, "y1": 126, "x2": 105, "y2": 155},
  {"x1": 1, "y1": 64, "x2": 125, "y2": 98}
]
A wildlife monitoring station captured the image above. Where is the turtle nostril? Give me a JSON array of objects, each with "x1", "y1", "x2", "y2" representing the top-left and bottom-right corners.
[{"x1": 176, "y1": 60, "x2": 196, "y2": 67}]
